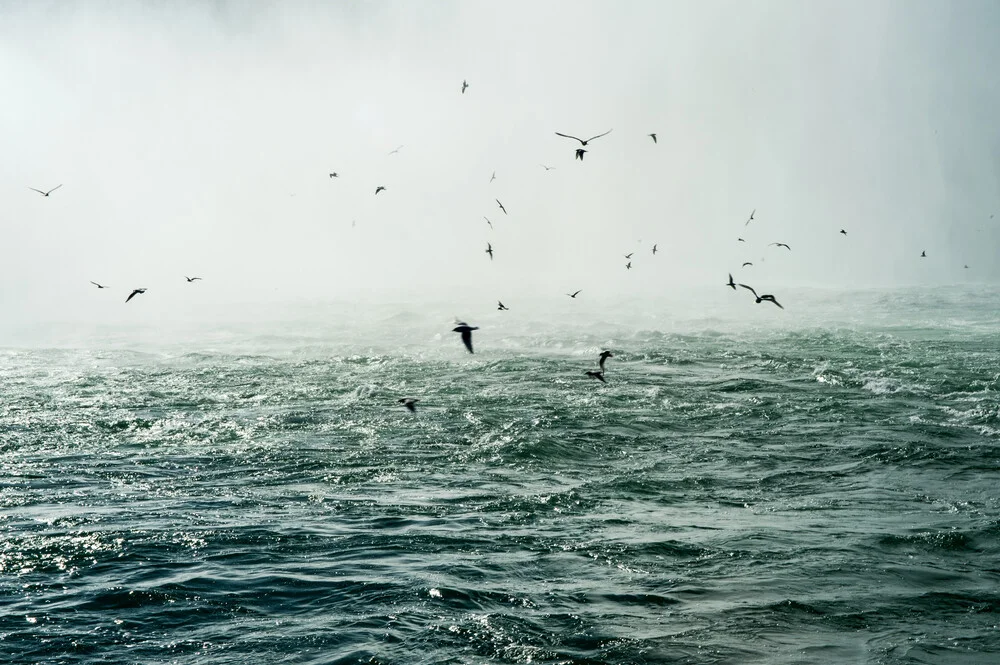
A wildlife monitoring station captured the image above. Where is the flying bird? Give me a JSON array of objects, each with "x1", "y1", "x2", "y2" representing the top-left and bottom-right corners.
[
  {"x1": 624, "y1": 253, "x2": 633, "y2": 259},
  {"x1": 599, "y1": 351, "x2": 613, "y2": 371},
  {"x1": 839, "y1": 229, "x2": 847, "y2": 235},
  {"x1": 567, "y1": 290, "x2": 581, "y2": 298},
  {"x1": 555, "y1": 129, "x2": 612, "y2": 146},
  {"x1": 769, "y1": 242, "x2": 791, "y2": 250},
  {"x1": 29, "y1": 184, "x2": 62, "y2": 197},
  {"x1": 737, "y1": 237, "x2": 746, "y2": 242},
  {"x1": 575, "y1": 148, "x2": 587, "y2": 161},
  {"x1": 727, "y1": 273, "x2": 737, "y2": 290},
  {"x1": 738, "y1": 283, "x2": 784, "y2": 309},
  {"x1": 399, "y1": 398, "x2": 419, "y2": 412},
  {"x1": 742, "y1": 262, "x2": 753, "y2": 267},
  {"x1": 485, "y1": 243, "x2": 493, "y2": 260},
  {"x1": 329, "y1": 173, "x2": 338, "y2": 178},
  {"x1": 452, "y1": 321, "x2": 478, "y2": 353},
  {"x1": 90, "y1": 281, "x2": 108, "y2": 289},
  {"x1": 497, "y1": 301, "x2": 509, "y2": 311},
  {"x1": 375, "y1": 186, "x2": 386, "y2": 195},
  {"x1": 388, "y1": 145, "x2": 403, "y2": 155},
  {"x1": 652, "y1": 244, "x2": 658, "y2": 255},
  {"x1": 648, "y1": 133, "x2": 657, "y2": 143},
  {"x1": 125, "y1": 288, "x2": 146, "y2": 303},
  {"x1": 965, "y1": 264, "x2": 970, "y2": 269},
  {"x1": 484, "y1": 216, "x2": 493, "y2": 229},
  {"x1": 461, "y1": 80, "x2": 469, "y2": 94},
  {"x1": 490, "y1": 171, "x2": 496, "y2": 183},
  {"x1": 496, "y1": 199, "x2": 507, "y2": 215},
  {"x1": 745, "y1": 209, "x2": 755, "y2": 226},
  {"x1": 625, "y1": 261, "x2": 631, "y2": 270},
  {"x1": 184, "y1": 276, "x2": 202, "y2": 282},
  {"x1": 585, "y1": 370, "x2": 606, "y2": 383},
  {"x1": 540, "y1": 164, "x2": 556, "y2": 171},
  {"x1": 921, "y1": 251, "x2": 927, "y2": 257}
]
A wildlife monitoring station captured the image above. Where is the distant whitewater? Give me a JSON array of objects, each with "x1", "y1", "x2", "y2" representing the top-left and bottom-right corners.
[{"x1": 2, "y1": 286, "x2": 998, "y2": 664}]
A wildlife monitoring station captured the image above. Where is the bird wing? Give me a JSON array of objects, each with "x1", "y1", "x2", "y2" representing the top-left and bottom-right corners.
[
  {"x1": 585, "y1": 129, "x2": 613, "y2": 142},
  {"x1": 762, "y1": 296, "x2": 784, "y2": 309},
  {"x1": 738, "y1": 283, "x2": 758, "y2": 298},
  {"x1": 46, "y1": 184, "x2": 63, "y2": 194},
  {"x1": 126, "y1": 290, "x2": 138, "y2": 302},
  {"x1": 555, "y1": 132, "x2": 585, "y2": 144},
  {"x1": 28, "y1": 187, "x2": 46, "y2": 195},
  {"x1": 90, "y1": 281, "x2": 101, "y2": 287},
  {"x1": 405, "y1": 401, "x2": 416, "y2": 412},
  {"x1": 460, "y1": 329, "x2": 474, "y2": 353}
]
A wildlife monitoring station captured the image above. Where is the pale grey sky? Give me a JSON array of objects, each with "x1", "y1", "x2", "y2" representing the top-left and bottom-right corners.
[{"x1": 2, "y1": 0, "x2": 998, "y2": 329}]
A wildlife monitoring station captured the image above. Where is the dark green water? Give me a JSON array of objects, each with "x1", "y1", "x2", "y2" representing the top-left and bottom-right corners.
[{"x1": 2, "y1": 289, "x2": 999, "y2": 664}]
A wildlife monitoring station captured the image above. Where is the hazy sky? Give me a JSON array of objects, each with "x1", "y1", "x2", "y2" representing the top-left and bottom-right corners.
[{"x1": 3, "y1": 0, "x2": 999, "y2": 328}]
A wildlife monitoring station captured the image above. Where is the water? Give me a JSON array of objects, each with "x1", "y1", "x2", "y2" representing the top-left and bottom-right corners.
[{"x1": 2, "y1": 287, "x2": 999, "y2": 664}]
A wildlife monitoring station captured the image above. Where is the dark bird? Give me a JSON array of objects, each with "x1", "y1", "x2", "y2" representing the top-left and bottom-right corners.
[
  {"x1": 737, "y1": 237, "x2": 746, "y2": 242},
  {"x1": 452, "y1": 321, "x2": 478, "y2": 353},
  {"x1": 490, "y1": 171, "x2": 496, "y2": 183},
  {"x1": 921, "y1": 251, "x2": 926, "y2": 257},
  {"x1": 648, "y1": 133, "x2": 657, "y2": 143},
  {"x1": 742, "y1": 262, "x2": 753, "y2": 267},
  {"x1": 90, "y1": 281, "x2": 109, "y2": 289},
  {"x1": 485, "y1": 243, "x2": 493, "y2": 260},
  {"x1": 555, "y1": 129, "x2": 612, "y2": 146},
  {"x1": 965, "y1": 264, "x2": 970, "y2": 269},
  {"x1": 567, "y1": 290, "x2": 582, "y2": 298},
  {"x1": 540, "y1": 164, "x2": 556, "y2": 171},
  {"x1": 29, "y1": 184, "x2": 62, "y2": 197},
  {"x1": 769, "y1": 242, "x2": 791, "y2": 250},
  {"x1": 839, "y1": 229, "x2": 847, "y2": 235},
  {"x1": 388, "y1": 145, "x2": 403, "y2": 155},
  {"x1": 497, "y1": 301, "x2": 509, "y2": 311},
  {"x1": 745, "y1": 209, "x2": 756, "y2": 226},
  {"x1": 575, "y1": 148, "x2": 587, "y2": 161},
  {"x1": 329, "y1": 172, "x2": 338, "y2": 178},
  {"x1": 496, "y1": 199, "x2": 507, "y2": 215},
  {"x1": 125, "y1": 288, "x2": 146, "y2": 303},
  {"x1": 727, "y1": 273, "x2": 736, "y2": 290},
  {"x1": 484, "y1": 216, "x2": 493, "y2": 229},
  {"x1": 585, "y1": 370, "x2": 606, "y2": 383},
  {"x1": 399, "y1": 398, "x2": 419, "y2": 412},
  {"x1": 624, "y1": 253, "x2": 633, "y2": 259},
  {"x1": 625, "y1": 261, "x2": 631, "y2": 270},
  {"x1": 375, "y1": 186, "x2": 386, "y2": 195},
  {"x1": 461, "y1": 79, "x2": 469, "y2": 94},
  {"x1": 184, "y1": 276, "x2": 202, "y2": 282},
  {"x1": 652, "y1": 244, "x2": 658, "y2": 255},
  {"x1": 738, "y1": 283, "x2": 783, "y2": 309},
  {"x1": 599, "y1": 351, "x2": 613, "y2": 371}
]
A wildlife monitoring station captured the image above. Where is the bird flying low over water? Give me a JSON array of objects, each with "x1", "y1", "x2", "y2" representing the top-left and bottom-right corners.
[
  {"x1": 485, "y1": 243, "x2": 493, "y2": 260},
  {"x1": 727, "y1": 273, "x2": 736, "y2": 290},
  {"x1": 452, "y1": 321, "x2": 478, "y2": 353},
  {"x1": 555, "y1": 129, "x2": 612, "y2": 146},
  {"x1": 29, "y1": 184, "x2": 62, "y2": 197},
  {"x1": 461, "y1": 80, "x2": 469, "y2": 94},
  {"x1": 575, "y1": 148, "x2": 587, "y2": 161},
  {"x1": 497, "y1": 301, "x2": 509, "y2": 311},
  {"x1": 496, "y1": 199, "x2": 507, "y2": 215},
  {"x1": 739, "y1": 283, "x2": 783, "y2": 309},
  {"x1": 399, "y1": 398, "x2": 419, "y2": 412},
  {"x1": 648, "y1": 133, "x2": 657, "y2": 143},
  {"x1": 769, "y1": 242, "x2": 791, "y2": 250},
  {"x1": 599, "y1": 351, "x2": 613, "y2": 371},
  {"x1": 567, "y1": 290, "x2": 581, "y2": 298},
  {"x1": 125, "y1": 288, "x2": 147, "y2": 303},
  {"x1": 90, "y1": 281, "x2": 108, "y2": 289},
  {"x1": 585, "y1": 370, "x2": 606, "y2": 383},
  {"x1": 745, "y1": 209, "x2": 755, "y2": 226},
  {"x1": 184, "y1": 276, "x2": 202, "y2": 282},
  {"x1": 375, "y1": 186, "x2": 386, "y2": 195}
]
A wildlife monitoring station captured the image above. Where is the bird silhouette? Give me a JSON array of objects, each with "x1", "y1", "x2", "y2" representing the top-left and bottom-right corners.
[
  {"x1": 652, "y1": 244, "x2": 658, "y2": 254},
  {"x1": 585, "y1": 370, "x2": 606, "y2": 383},
  {"x1": 125, "y1": 288, "x2": 147, "y2": 303},
  {"x1": 648, "y1": 133, "x2": 657, "y2": 143},
  {"x1": 839, "y1": 229, "x2": 847, "y2": 235},
  {"x1": 575, "y1": 148, "x2": 587, "y2": 161},
  {"x1": 496, "y1": 199, "x2": 507, "y2": 215},
  {"x1": 625, "y1": 261, "x2": 631, "y2": 270},
  {"x1": 624, "y1": 253, "x2": 633, "y2": 259},
  {"x1": 461, "y1": 80, "x2": 469, "y2": 94},
  {"x1": 540, "y1": 164, "x2": 556, "y2": 171},
  {"x1": 184, "y1": 276, "x2": 202, "y2": 282},
  {"x1": 484, "y1": 216, "x2": 493, "y2": 229},
  {"x1": 599, "y1": 351, "x2": 614, "y2": 371},
  {"x1": 738, "y1": 283, "x2": 783, "y2": 309},
  {"x1": 388, "y1": 145, "x2": 403, "y2": 156},
  {"x1": 567, "y1": 290, "x2": 581, "y2": 298},
  {"x1": 726, "y1": 273, "x2": 737, "y2": 290},
  {"x1": 90, "y1": 281, "x2": 109, "y2": 289},
  {"x1": 375, "y1": 186, "x2": 386, "y2": 195},
  {"x1": 769, "y1": 242, "x2": 791, "y2": 251},
  {"x1": 497, "y1": 301, "x2": 509, "y2": 311},
  {"x1": 555, "y1": 129, "x2": 612, "y2": 146},
  {"x1": 490, "y1": 171, "x2": 495, "y2": 183},
  {"x1": 452, "y1": 321, "x2": 478, "y2": 353},
  {"x1": 921, "y1": 251, "x2": 927, "y2": 257},
  {"x1": 742, "y1": 262, "x2": 753, "y2": 267},
  {"x1": 737, "y1": 237, "x2": 746, "y2": 242},
  {"x1": 745, "y1": 209, "x2": 755, "y2": 226},
  {"x1": 399, "y1": 398, "x2": 419, "y2": 412},
  {"x1": 485, "y1": 243, "x2": 493, "y2": 260},
  {"x1": 29, "y1": 184, "x2": 62, "y2": 197},
  {"x1": 329, "y1": 172, "x2": 338, "y2": 178}
]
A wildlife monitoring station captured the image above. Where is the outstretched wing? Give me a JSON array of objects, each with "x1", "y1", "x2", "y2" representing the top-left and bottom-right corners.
[
  {"x1": 738, "y1": 283, "x2": 758, "y2": 298},
  {"x1": 555, "y1": 132, "x2": 585, "y2": 144},
  {"x1": 47, "y1": 184, "x2": 63, "y2": 195},
  {"x1": 460, "y1": 329, "x2": 474, "y2": 354},
  {"x1": 28, "y1": 187, "x2": 46, "y2": 195},
  {"x1": 125, "y1": 290, "x2": 138, "y2": 303},
  {"x1": 762, "y1": 296, "x2": 784, "y2": 309},
  {"x1": 585, "y1": 129, "x2": 613, "y2": 143}
]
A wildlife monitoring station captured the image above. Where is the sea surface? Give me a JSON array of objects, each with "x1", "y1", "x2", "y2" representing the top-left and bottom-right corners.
[{"x1": 2, "y1": 287, "x2": 999, "y2": 664}]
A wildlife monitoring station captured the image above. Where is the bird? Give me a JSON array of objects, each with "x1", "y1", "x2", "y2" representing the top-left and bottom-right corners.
[
  {"x1": 965, "y1": 264, "x2": 970, "y2": 269},
  {"x1": 90, "y1": 281, "x2": 109, "y2": 289},
  {"x1": 599, "y1": 351, "x2": 613, "y2": 371},
  {"x1": 624, "y1": 253, "x2": 633, "y2": 259},
  {"x1": 652, "y1": 244, "x2": 658, "y2": 255},
  {"x1": 452, "y1": 321, "x2": 478, "y2": 353},
  {"x1": 769, "y1": 242, "x2": 791, "y2": 250},
  {"x1": 184, "y1": 276, "x2": 202, "y2": 282},
  {"x1": 738, "y1": 283, "x2": 783, "y2": 309},
  {"x1": 490, "y1": 171, "x2": 496, "y2": 183},
  {"x1": 485, "y1": 243, "x2": 493, "y2": 260},
  {"x1": 375, "y1": 186, "x2": 386, "y2": 195},
  {"x1": 497, "y1": 301, "x2": 509, "y2": 311},
  {"x1": 625, "y1": 261, "x2": 631, "y2": 270},
  {"x1": 461, "y1": 80, "x2": 469, "y2": 94},
  {"x1": 399, "y1": 398, "x2": 419, "y2": 412},
  {"x1": 540, "y1": 164, "x2": 556, "y2": 171},
  {"x1": 555, "y1": 129, "x2": 612, "y2": 146},
  {"x1": 575, "y1": 148, "x2": 587, "y2": 161},
  {"x1": 329, "y1": 172, "x2": 338, "y2": 178},
  {"x1": 737, "y1": 237, "x2": 746, "y2": 243},
  {"x1": 585, "y1": 370, "x2": 606, "y2": 383},
  {"x1": 839, "y1": 229, "x2": 847, "y2": 235},
  {"x1": 388, "y1": 145, "x2": 403, "y2": 155},
  {"x1": 745, "y1": 209, "x2": 755, "y2": 226},
  {"x1": 567, "y1": 290, "x2": 582, "y2": 298},
  {"x1": 727, "y1": 273, "x2": 736, "y2": 290},
  {"x1": 742, "y1": 262, "x2": 753, "y2": 267},
  {"x1": 29, "y1": 184, "x2": 62, "y2": 197},
  {"x1": 125, "y1": 288, "x2": 146, "y2": 303},
  {"x1": 496, "y1": 199, "x2": 507, "y2": 215},
  {"x1": 921, "y1": 251, "x2": 926, "y2": 257},
  {"x1": 648, "y1": 133, "x2": 657, "y2": 143},
  {"x1": 484, "y1": 216, "x2": 493, "y2": 229}
]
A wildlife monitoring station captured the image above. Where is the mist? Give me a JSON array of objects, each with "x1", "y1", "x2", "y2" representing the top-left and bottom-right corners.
[{"x1": 3, "y1": 0, "x2": 999, "y2": 333}]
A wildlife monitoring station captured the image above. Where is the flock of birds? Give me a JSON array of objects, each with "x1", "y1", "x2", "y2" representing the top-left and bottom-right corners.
[{"x1": 25, "y1": 76, "x2": 975, "y2": 413}]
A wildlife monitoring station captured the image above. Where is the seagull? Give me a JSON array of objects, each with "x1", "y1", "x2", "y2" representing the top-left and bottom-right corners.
[
  {"x1": 742, "y1": 262, "x2": 753, "y2": 267},
  {"x1": 745, "y1": 209, "x2": 755, "y2": 226},
  {"x1": 575, "y1": 148, "x2": 587, "y2": 161},
  {"x1": 540, "y1": 164, "x2": 556, "y2": 171},
  {"x1": 625, "y1": 261, "x2": 631, "y2": 270},
  {"x1": 329, "y1": 173, "x2": 338, "y2": 178},
  {"x1": 648, "y1": 133, "x2": 657, "y2": 143},
  {"x1": 839, "y1": 229, "x2": 847, "y2": 235},
  {"x1": 29, "y1": 184, "x2": 62, "y2": 197},
  {"x1": 496, "y1": 199, "x2": 507, "y2": 215},
  {"x1": 555, "y1": 129, "x2": 612, "y2": 146},
  {"x1": 490, "y1": 171, "x2": 495, "y2": 183},
  {"x1": 90, "y1": 281, "x2": 109, "y2": 289},
  {"x1": 484, "y1": 216, "x2": 493, "y2": 229},
  {"x1": 485, "y1": 243, "x2": 493, "y2": 260},
  {"x1": 599, "y1": 351, "x2": 613, "y2": 371},
  {"x1": 738, "y1": 283, "x2": 783, "y2": 309},
  {"x1": 461, "y1": 80, "x2": 469, "y2": 94},
  {"x1": 375, "y1": 186, "x2": 386, "y2": 195},
  {"x1": 497, "y1": 301, "x2": 509, "y2": 311},
  {"x1": 769, "y1": 242, "x2": 791, "y2": 250},
  {"x1": 452, "y1": 321, "x2": 478, "y2": 353},
  {"x1": 624, "y1": 253, "x2": 633, "y2": 259},
  {"x1": 567, "y1": 290, "x2": 582, "y2": 298},
  {"x1": 921, "y1": 251, "x2": 926, "y2": 257},
  {"x1": 399, "y1": 398, "x2": 419, "y2": 412},
  {"x1": 585, "y1": 370, "x2": 606, "y2": 383},
  {"x1": 184, "y1": 276, "x2": 202, "y2": 282},
  {"x1": 388, "y1": 145, "x2": 403, "y2": 156},
  {"x1": 652, "y1": 244, "x2": 658, "y2": 255},
  {"x1": 125, "y1": 288, "x2": 146, "y2": 303},
  {"x1": 727, "y1": 273, "x2": 737, "y2": 290}
]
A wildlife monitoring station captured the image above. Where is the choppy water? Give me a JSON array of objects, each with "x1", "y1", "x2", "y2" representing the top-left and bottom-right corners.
[{"x1": 2, "y1": 287, "x2": 999, "y2": 664}]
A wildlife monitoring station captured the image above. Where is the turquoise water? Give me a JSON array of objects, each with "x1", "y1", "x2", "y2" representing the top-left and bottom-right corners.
[{"x1": 2, "y1": 287, "x2": 999, "y2": 664}]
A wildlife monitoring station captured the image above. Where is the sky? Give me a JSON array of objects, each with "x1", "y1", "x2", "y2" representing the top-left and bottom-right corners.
[{"x1": 2, "y1": 0, "x2": 999, "y2": 330}]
